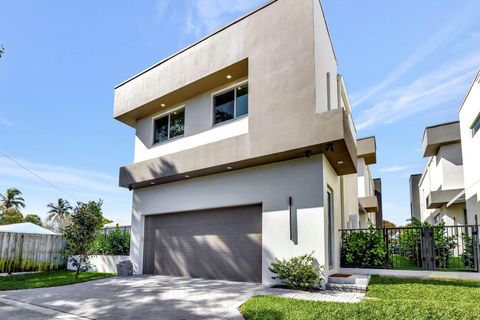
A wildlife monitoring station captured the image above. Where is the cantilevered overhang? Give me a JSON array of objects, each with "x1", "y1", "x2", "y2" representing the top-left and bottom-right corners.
[
  {"x1": 115, "y1": 59, "x2": 248, "y2": 127},
  {"x1": 357, "y1": 136, "x2": 376, "y2": 165},
  {"x1": 426, "y1": 188, "x2": 465, "y2": 209},
  {"x1": 119, "y1": 108, "x2": 357, "y2": 189},
  {"x1": 358, "y1": 196, "x2": 379, "y2": 213},
  {"x1": 422, "y1": 121, "x2": 461, "y2": 157}
]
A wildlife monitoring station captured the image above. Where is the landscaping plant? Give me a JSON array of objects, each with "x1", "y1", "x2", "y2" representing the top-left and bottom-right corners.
[
  {"x1": 63, "y1": 200, "x2": 104, "y2": 278},
  {"x1": 268, "y1": 253, "x2": 323, "y2": 290},
  {"x1": 90, "y1": 227, "x2": 131, "y2": 255},
  {"x1": 341, "y1": 225, "x2": 387, "y2": 268}
]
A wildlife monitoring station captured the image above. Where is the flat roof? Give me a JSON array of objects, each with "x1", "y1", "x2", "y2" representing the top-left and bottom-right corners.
[{"x1": 115, "y1": 0, "x2": 338, "y2": 89}]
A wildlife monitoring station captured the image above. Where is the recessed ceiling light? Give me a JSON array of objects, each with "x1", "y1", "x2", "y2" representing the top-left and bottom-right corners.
[
  {"x1": 184, "y1": 175, "x2": 190, "y2": 178},
  {"x1": 337, "y1": 161, "x2": 344, "y2": 165},
  {"x1": 226, "y1": 166, "x2": 233, "y2": 170},
  {"x1": 226, "y1": 75, "x2": 232, "y2": 79},
  {"x1": 150, "y1": 182, "x2": 155, "y2": 185},
  {"x1": 161, "y1": 103, "x2": 166, "y2": 107}
]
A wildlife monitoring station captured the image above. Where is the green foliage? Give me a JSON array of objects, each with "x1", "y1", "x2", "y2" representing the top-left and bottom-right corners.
[
  {"x1": 0, "y1": 270, "x2": 114, "y2": 291},
  {"x1": 46, "y1": 198, "x2": 73, "y2": 232},
  {"x1": 63, "y1": 200, "x2": 104, "y2": 278},
  {"x1": 462, "y1": 232, "x2": 475, "y2": 269},
  {"x1": 241, "y1": 276, "x2": 480, "y2": 320},
  {"x1": 268, "y1": 253, "x2": 323, "y2": 290},
  {"x1": 90, "y1": 227, "x2": 131, "y2": 255},
  {"x1": 433, "y1": 224, "x2": 457, "y2": 268},
  {"x1": 341, "y1": 225, "x2": 387, "y2": 267},
  {"x1": 0, "y1": 45, "x2": 3, "y2": 58},
  {"x1": 0, "y1": 188, "x2": 25, "y2": 211},
  {"x1": 0, "y1": 208, "x2": 24, "y2": 225},
  {"x1": 23, "y1": 214, "x2": 42, "y2": 226}
]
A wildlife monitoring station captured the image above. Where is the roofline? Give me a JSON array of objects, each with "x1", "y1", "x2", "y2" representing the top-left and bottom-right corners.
[
  {"x1": 115, "y1": 0, "x2": 278, "y2": 89},
  {"x1": 458, "y1": 68, "x2": 480, "y2": 113},
  {"x1": 422, "y1": 120, "x2": 459, "y2": 139},
  {"x1": 318, "y1": 0, "x2": 338, "y2": 66}
]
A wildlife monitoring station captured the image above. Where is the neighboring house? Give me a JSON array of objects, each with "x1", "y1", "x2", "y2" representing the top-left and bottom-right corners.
[
  {"x1": 103, "y1": 221, "x2": 131, "y2": 234},
  {"x1": 417, "y1": 121, "x2": 466, "y2": 225},
  {"x1": 0, "y1": 222, "x2": 59, "y2": 235},
  {"x1": 409, "y1": 173, "x2": 422, "y2": 221},
  {"x1": 356, "y1": 137, "x2": 380, "y2": 228},
  {"x1": 459, "y1": 69, "x2": 480, "y2": 224},
  {"x1": 114, "y1": 0, "x2": 379, "y2": 283}
]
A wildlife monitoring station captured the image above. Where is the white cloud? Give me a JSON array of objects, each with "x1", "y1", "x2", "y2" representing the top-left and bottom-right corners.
[
  {"x1": 379, "y1": 165, "x2": 411, "y2": 173},
  {"x1": 355, "y1": 54, "x2": 480, "y2": 131},
  {"x1": 351, "y1": 2, "x2": 479, "y2": 108},
  {"x1": 0, "y1": 117, "x2": 13, "y2": 127}
]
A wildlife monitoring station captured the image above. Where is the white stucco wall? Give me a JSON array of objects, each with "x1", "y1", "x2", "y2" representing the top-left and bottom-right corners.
[
  {"x1": 134, "y1": 79, "x2": 249, "y2": 163},
  {"x1": 67, "y1": 255, "x2": 130, "y2": 273},
  {"x1": 459, "y1": 71, "x2": 480, "y2": 222},
  {"x1": 313, "y1": 0, "x2": 339, "y2": 113},
  {"x1": 130, "y1": 155, "x2": 337, "y2": 284}
]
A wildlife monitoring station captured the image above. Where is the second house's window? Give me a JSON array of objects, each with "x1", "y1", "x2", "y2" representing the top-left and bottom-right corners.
[
  {"x1": 213, "y1": 82, "x2": 248, "y2": 125},
  {"x1": 153, "y1": 108, "x2": 185, "y2": 144}
]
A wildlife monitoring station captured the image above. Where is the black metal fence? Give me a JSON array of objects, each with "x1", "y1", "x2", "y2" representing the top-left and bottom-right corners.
[{"x1": 340, "y1": 224, "x2": 479, "y2": 272}]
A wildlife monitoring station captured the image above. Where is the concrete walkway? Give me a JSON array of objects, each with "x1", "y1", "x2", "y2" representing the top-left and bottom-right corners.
[{"x1": 1, "y1": 275, "x2": 364, "y2": 320}]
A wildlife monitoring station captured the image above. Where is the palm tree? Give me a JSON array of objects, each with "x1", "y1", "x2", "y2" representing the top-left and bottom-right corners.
[
  {"x1": 0, "y1": 188, "x2": 25, "y2": 211},
  {"x1": 46, "y1": 198, "x2": 72, "y2": 230}
]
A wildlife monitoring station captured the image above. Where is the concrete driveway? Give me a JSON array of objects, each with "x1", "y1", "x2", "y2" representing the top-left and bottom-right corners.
[{"x1": 0, "y1": 275, "x2": 363, "y2": 320}]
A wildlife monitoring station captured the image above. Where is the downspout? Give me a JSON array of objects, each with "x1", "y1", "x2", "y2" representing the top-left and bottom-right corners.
[
  {"x1": 337, "y1": 74, "x2": 342, "y2": 109},
  {"x1": 340, "y1": 175, "x2": 345, "y2": 229}
]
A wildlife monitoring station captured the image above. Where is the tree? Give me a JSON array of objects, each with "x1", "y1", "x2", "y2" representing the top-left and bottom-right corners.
[
  {"x1": 0, "y1": 208, "x2": 24, "y2": 225},
  {"x1": 0, "y1": 45, "x2": 4, "y2": 58},
  {"x1": 63, "y1": 200, "x2": 104, "y2": 278},
  {"x1": 0, "y1": 188, "x2": 25, "y2": 212},
  {"x1": 46, "y1": 198, "x2": 72, "y2": 231},
  {"x1": 24, "y1": 214, "x2": 42, "y2": 226},
  {"x1": 383, "y1": 220, "x2": 397, "y2": 228}
]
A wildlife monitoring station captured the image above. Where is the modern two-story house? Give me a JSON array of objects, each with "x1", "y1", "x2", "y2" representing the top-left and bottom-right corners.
[
  {"x1": 459, "y1": 69, "x2": 480, "y2": 224},
  {"x1": 114, "y1": 0, "x2": 378, "y2": 284},
  {"x1": 414, "y1": 122, "x2": 466, "y2": 225}
]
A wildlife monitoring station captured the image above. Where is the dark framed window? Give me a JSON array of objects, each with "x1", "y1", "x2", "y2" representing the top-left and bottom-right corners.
[
  {"x1": 213, "y1": 82, "x2": 248, "y2": 125},
  {"x1": 472, "y1": 113, "x2": 480, "y2": 137},
  {"x1": 153, "y1": 108, "x2": 185, "y2": 144}
]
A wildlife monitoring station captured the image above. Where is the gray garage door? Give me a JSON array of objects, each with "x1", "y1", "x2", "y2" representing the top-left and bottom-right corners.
[{"x1": 143, "y1": 204, "x2": 262, "y2": 283}]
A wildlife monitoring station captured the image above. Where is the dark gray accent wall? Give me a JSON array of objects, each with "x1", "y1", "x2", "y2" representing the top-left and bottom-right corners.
[
  {"x1": 409, "y1": 174, "x2": 422, "y2": 221},
  {"x1": 143, "y1": 204, "x2": 262, "y2": 283},
  {"x1": 374, "y1": 178, "x2": 383, "y2": 228}
]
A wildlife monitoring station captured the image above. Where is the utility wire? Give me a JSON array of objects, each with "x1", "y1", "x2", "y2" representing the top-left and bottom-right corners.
[{"x1": 0, "y1": 150, "x2": 80, "y2": 202}]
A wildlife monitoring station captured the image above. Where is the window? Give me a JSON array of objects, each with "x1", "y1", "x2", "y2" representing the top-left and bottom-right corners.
[
  {"x1": 472, "y1": 113, "x2": 480, "y2": 136},
  {"x1": 433, "y1": 214, "x2": 441, "y2": 225},
  {"x1": 153, "y1": 108, "x2": 185, "y2": 144},
  {"x1": 213, "y1": 82, "x2": 248, "y2": 125}
]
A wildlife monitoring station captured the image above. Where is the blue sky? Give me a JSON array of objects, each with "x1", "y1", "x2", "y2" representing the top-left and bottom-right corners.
[{"x1": 0, "y1": 1, "x2": 479, "y2": 225}]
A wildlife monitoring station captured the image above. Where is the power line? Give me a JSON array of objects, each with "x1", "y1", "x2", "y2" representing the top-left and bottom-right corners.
[{"x1": 0, "y1": 150, "x2": 80, "y2": 202}]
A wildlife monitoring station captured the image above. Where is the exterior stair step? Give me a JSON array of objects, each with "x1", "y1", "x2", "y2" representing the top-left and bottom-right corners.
[{"x1": 326, "y1": 274, "x2": 370, "y2": 292}]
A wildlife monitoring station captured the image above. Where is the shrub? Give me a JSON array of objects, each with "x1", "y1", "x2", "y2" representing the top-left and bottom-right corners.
[
  {"x1": 90, "y1": 227, "x2": 130, "y2": 255},
  {"x1": 268, "y1": 253, "x2": 323, "y2": 290},
  {"x1": 341, "y1": 225, "x2": 387, "y2": 267}
]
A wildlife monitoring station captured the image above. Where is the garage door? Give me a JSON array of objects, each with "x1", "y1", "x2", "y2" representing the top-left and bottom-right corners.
[{"x1": 143, "y1": 204, "x2": 262, "y2": 283}]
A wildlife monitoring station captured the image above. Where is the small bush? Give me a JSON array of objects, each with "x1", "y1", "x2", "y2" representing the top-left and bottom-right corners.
[
  {"x1": 341, "y1": 225, "x2": 387, "y2": 267},
  {"x1": 90, "y1": 227, "x2": 130, "y2": 255},
  {"x1": 268, "y1": 253, "x2": 323, "y2": 290}
]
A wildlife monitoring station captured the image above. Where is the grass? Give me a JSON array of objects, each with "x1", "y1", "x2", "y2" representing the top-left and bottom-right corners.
[
  {"x1": 0, "y1": 270, "x2": 115, "y2": 291},
  {"x1": 241, "y1": 276, "x2": 480, "y2": 320}
]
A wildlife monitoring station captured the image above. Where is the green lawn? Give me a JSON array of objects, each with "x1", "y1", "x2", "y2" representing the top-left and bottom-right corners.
[
  {"x1": 0, "y1": 270, "x2": 115, "y2": 291},
  {"x1": 241, "y1": 276, "x2": 480, "y2": 320}
]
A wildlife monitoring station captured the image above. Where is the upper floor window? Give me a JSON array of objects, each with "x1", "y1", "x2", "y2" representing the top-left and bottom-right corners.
[
  {"x1": 213, "y1": 82, "x2": 248, "y2": 125},
  {"x1": 153, "y1": 108, "x2": 185, "y2": 144},
  {"x1": 472, "y1": 113, "x2": 480, "y2": 137}
]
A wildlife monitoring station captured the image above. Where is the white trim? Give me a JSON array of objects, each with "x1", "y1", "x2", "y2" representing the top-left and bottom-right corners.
[
  {"x1": 151, "y1": 105, "x2": 186, "y2": 146},
  {"x1": 211, "y1": 79, "x2": 249, "y2": 127}
]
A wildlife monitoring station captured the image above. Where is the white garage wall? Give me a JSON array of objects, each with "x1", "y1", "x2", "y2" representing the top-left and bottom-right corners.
[{"x1": 130, "y1": 155, "x2": 328, "y2": 284}]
